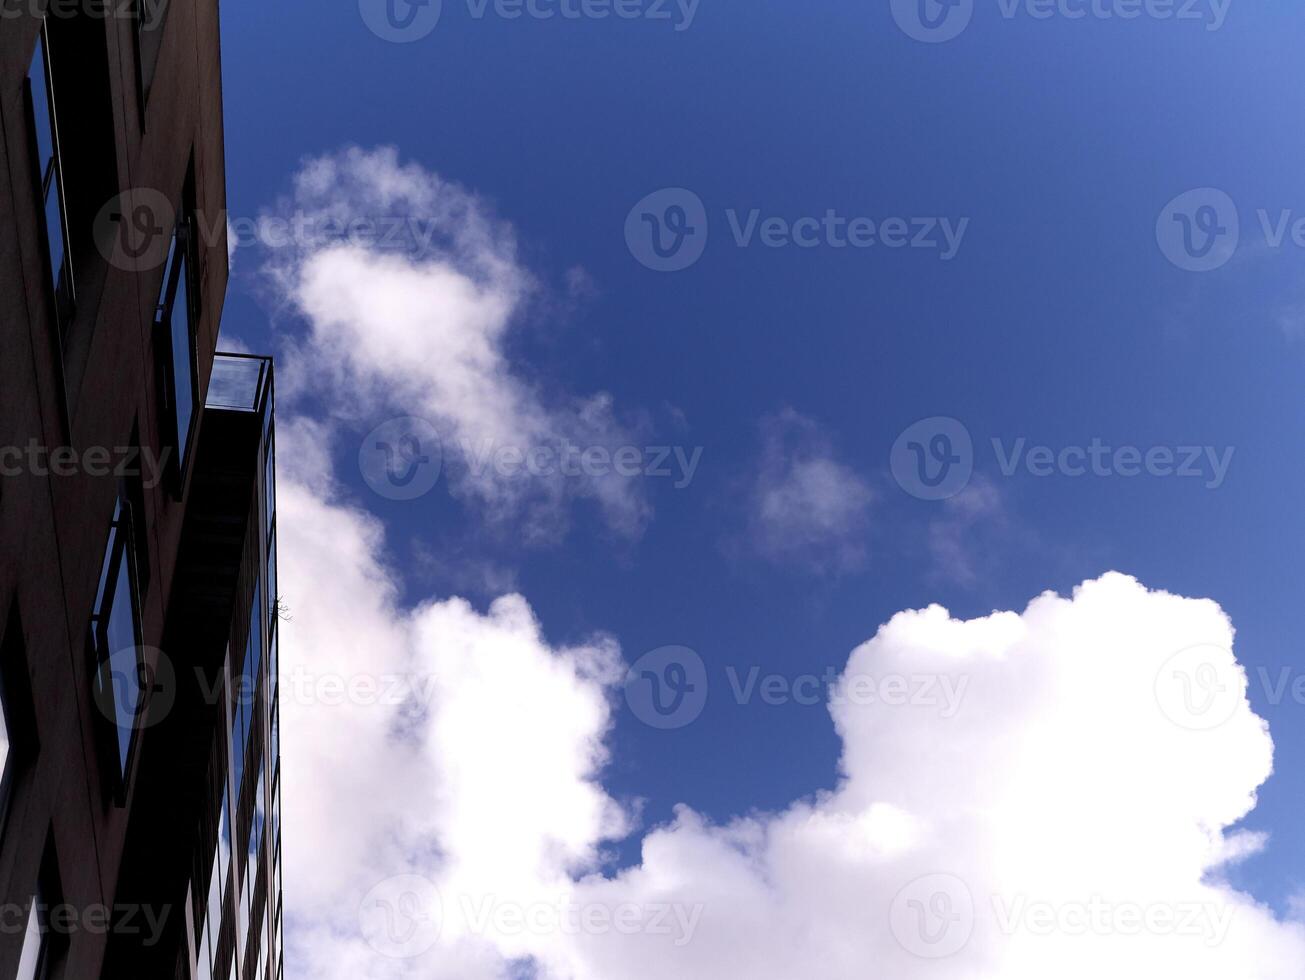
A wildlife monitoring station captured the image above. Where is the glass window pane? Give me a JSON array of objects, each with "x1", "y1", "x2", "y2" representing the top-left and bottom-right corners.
[
  {"x1": 155, "y1": 232, "x2": 178, "y2": 318},
  {"x1": 264, "y1": 441, "x2": 276, "y2": 537},
  {"x1": 268, "y1": 627, "x2": 278, "y2": 704},
  {"x1": 250, "y1": 580, "x2": 262, "y2": 681},
  {"x1": 172, "y1": 250, "x2": 195, "y2": 462},
  {"x1": 219, "y1": 786, "x2": 232, "y2": 878},
  {"x1": 106, "y1": 556, "x2": 140, "y2": 775},
  {"x1": 267, "y1": 536, "x2": 277, "y2": 629},
  {"x1": 16, "y1": 899, "x2": 45, "y2": 980},
  {"x1": 28, "y1": 36, "x2": 53, "y2": 171},
  {"x1": 43, "y1": 189, "x2": 67, "y2": 296},
  {"x1": 252, "y1": 761, "x2": 266, "y2": 856},
  {"x1": 28, "y1": 27, "x2": 71, "y2": 314},
  {"x1": 0, "y1": 680, "x2": 10, "y2": 790},
  {"x1": 270, "y1": 767, "x2": 280, "y2": 849},
  {"x1": 232, "y1": 702, "x2": 245, "y2": 799},
  {"x1": 270, "y1": 703, "x2": 279, "y2": 770},
  {"x1": 93, "y1": 502, "x2": 142, "y2": 779},
  {"x1": 206, "y1": 356, "x2": 264, "y2": 411}
]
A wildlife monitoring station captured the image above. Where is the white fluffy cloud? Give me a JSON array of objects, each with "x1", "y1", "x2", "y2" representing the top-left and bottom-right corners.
[
  {"x1": 263, "y1": 149, "x2": 1301, "y2": 980},
  {"x1": 276, "y1": 412, "x2": 1305, "y2": 978},
  {"x1": 262, "y1": 147, "x2": 647, "y2": 539}
]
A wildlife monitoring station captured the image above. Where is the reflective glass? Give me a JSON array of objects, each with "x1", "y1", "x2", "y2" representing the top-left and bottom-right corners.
[
  {"x1": 206, "y1": 356, "x2": 264, "y2": 411},
  {"x1": 170, "y1": 248, "x2": 196, "y2": 466},
  {"x1": 27, "y1": 30, "x2": 70, "y2": 314},
  {"x1": 0, "y1": 680, "x2": 10, "y2": 794},
  {"x1": 16, "y1": 898, "x2": 44, "y2": 980}
]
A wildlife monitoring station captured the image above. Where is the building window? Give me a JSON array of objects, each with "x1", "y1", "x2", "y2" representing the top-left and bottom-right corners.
[
  {"x1": 264, "y1": 436, "x2": 276, "y2": 538},
  {"x1": 0, "y1": 604, "x2": 34, "y2": 838},
  {"x1": 194, "y1": 784, "x2": 232, "y2": 980},
  {"x1": 0, "y1": 676, "x2": 10, "y2": 808},
  {"x1": 24, "y1": 21, "x2": 75, "y2": 332},
  {"x1": 16, "y1": 894, "x2": 49, "y2": 980},
  {"x1": 232, "y1": 580, "x2": 262, "y2": 799},
  {"x1": 267, "y1": 534, "x2": 277, "y2": 630},
  {"x1": 134, "y1": 0, "x2": 171, "y2": 109},
  {"x1": 90, "y1": 499, "x2": 144, "y2": 785},
  {"x1": 268, "y1": 625, "x2": 278, "y2": 707},
  {"x1": 156, "y1": 219, "x2": 199, "y2": 478}
]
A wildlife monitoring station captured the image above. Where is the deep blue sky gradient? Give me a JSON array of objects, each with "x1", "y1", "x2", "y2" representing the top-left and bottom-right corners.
[{"x1": 219, "y1": 0, "x2": 1305, "y2": 911}]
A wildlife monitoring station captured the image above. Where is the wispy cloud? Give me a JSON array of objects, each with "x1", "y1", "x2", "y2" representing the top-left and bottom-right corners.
[
  {"x1": 740, "y1": 409, "x2": 874, "y2": 573},
  {"x1": 927, "y1": 475, "x2": 1007, "y2": 586},
  {"x1": 261, "y1": 146, "x2": 650, "y2": 541}
]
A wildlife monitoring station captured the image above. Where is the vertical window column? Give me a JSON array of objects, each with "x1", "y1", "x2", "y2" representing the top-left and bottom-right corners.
[
  {"x1": 155, "y1": 218, "x2": 200, "y2": 483},
  {"x1": 24, "y1": 21, "x2": 75, "y2": 333},
  {"x1": 90, "y1": 499, "x2": 145, "y2": 793}
]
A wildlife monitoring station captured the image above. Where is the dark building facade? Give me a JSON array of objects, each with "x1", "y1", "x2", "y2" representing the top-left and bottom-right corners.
[{"x1": 0, "y1": 2, "x2": 282, "y2": 979}]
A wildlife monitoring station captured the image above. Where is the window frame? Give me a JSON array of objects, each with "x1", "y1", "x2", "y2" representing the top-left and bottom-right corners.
[
  {"x1": 0, "y1": 670, "x2": 12, "y2": 823},
  {"x1": 0, "y1": 603, "x2": 37, "y2": 843},
  {"x1": 155, "y1": 216, "x2": 201, "y2": 492},
  {"x1": 132, "y1": 0, "x2": 173, "y2": 122},
  {"x1": 22, "y1": 18, "x2": 76, "y2": 339},
  {"x1": 89, "y1": 498, "x2": 146, "y2": 803},
  {"x1": 15, "y1": 891, "x2": 50, "y2": 980}
]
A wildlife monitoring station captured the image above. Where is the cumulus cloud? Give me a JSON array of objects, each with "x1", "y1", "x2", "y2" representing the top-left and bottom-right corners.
[
  {"x1": 741, "y1": 410, "x2": 874, "y2": 573},
  {"x1": 261, "y1": 146, "x2": 648, "y2": 540},
  {"x1": 263, "y1": 149, "x2": 1299, "y2": 980},
  {"x1": 276, "y1": 414, "x2": 1305, "y2": 978},
  {"x1": 277, "y1": 421, "x2": 630, "y2": 979}
]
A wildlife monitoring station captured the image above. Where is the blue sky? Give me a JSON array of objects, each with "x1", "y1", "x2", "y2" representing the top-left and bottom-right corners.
[{"x1": 216, "y1": 1, "x2": 1305, "y2": 973}]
